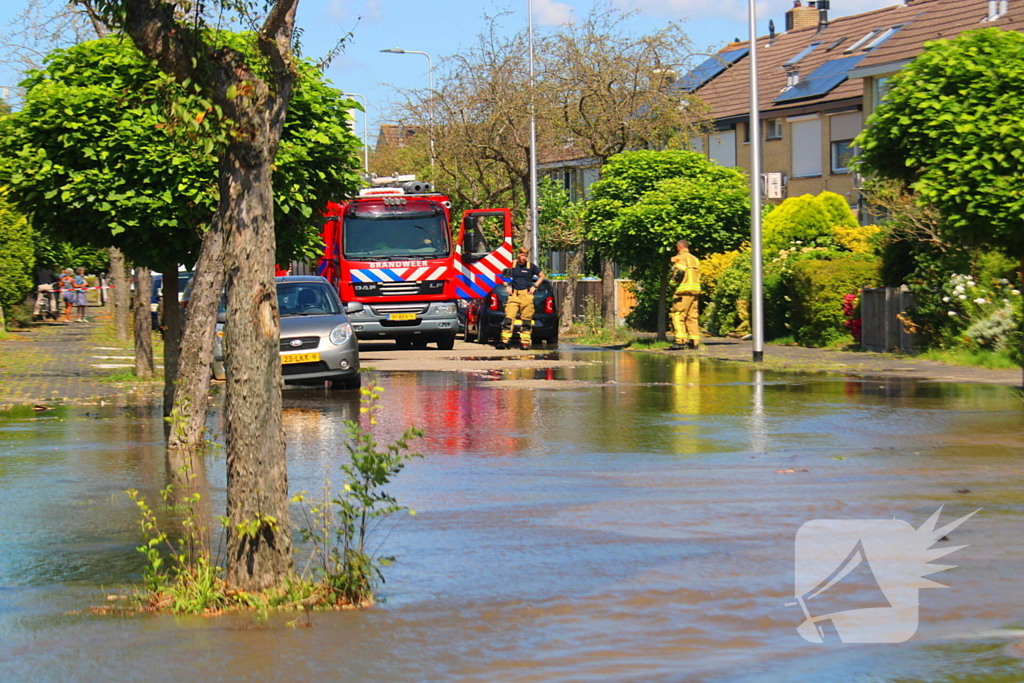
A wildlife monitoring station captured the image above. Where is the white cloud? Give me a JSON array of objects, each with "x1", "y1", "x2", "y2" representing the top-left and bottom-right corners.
[{"x1": 535, "y1": 0, "x2": 575, "y2": 26}]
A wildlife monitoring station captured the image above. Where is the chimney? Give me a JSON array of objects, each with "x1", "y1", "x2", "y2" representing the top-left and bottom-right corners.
[
  {"x1": 817, "y1": 0, "x2": 830, "y2": 31},
  {"x1": 786, "y1": 0, "x2": 821, "y2": 31}
]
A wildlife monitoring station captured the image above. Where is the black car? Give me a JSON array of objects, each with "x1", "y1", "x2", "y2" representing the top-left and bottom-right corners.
[{"x1": 463, "y1": 280, "x2": 558, "y2": 345}]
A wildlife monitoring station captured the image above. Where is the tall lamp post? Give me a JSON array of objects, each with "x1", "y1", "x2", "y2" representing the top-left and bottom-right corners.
[
  {"x1": 343, "y1": 92, "x2": 369, "y2": 173},
  {"x1": 380, "y1": 47, "x2": 435, "y2": 169},
  {"x1": 527, "y1": 0, "x2": 539, "y2": 259},
  {"x1": 747, "y1": 0, "x2": 765, "y2": 362}
]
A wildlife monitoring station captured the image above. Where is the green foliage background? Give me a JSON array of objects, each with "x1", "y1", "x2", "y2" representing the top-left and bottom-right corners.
[
  {"x1": 0, "y1": 33, "x2": 363, "y2": 270},
  {"x1": 0, "y1": 191, "x2": 35, "y2": 314}
]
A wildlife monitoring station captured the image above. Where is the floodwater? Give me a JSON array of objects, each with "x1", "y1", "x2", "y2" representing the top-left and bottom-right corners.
[{"x1": 1, "y1": 350, "x2": 1023, "y2": 683}]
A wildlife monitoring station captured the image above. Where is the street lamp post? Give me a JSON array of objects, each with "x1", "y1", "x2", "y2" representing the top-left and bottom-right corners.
[
  {"x1": 343, "y1": 92, "x2": 369, "y2": 173},
  {"x1": 747, "y1": 0, "x2": 765, "y2": 363},
  {"x1": 380, "y1": 47, "x2": 435, "y2": 169},
  {"x1": 527, "y1": 0, "x2": 539, "y2": 259}
]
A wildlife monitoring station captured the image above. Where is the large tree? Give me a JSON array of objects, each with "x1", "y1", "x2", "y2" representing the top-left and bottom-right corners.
[
  {"x1": 83, "y1": 0, "x2": 358, "y2": 590},
  {"x1": 856, "y1": 27, "x2": 1024, "y2": 380},
  {"x1": 584, "y1": 150, "x2": 749, "y2": 339}
]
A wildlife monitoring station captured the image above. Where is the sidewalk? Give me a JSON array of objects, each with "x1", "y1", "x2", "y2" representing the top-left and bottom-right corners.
[{"x1": 0, "y1": 319, "x2": 162, "y2": 409}]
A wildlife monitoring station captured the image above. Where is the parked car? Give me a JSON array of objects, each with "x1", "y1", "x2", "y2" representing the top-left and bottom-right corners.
[
  {"x1": 213, "y1": 276, "x2": 362, "y2": 390},
  {"x1": 151, "y1": 270, "x2": 194, "y2": 329},
  {"x1": 462, "y1": 279, "x2": 558, "y2": 346}
]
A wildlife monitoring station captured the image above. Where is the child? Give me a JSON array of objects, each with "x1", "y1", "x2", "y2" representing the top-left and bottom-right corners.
[
  {"x1": 73, "y1": 267, "x2": 89, "y2": 322},
  {"x1": 60, "y1": 269, "x2": 75, "y2": 322}
]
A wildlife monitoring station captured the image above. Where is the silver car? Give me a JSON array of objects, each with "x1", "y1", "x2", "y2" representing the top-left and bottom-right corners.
[{"x1": 213, "y1": 276, "x2": 361, "y2": 390}]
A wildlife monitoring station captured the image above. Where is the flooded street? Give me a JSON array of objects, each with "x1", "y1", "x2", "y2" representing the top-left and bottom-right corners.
[{"x1": 2, "y1": 350, "x2": 1023, "y2": 682}]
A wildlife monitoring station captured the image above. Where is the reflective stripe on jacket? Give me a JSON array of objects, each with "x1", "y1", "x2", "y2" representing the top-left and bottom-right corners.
[{"x1": 672, "y1": 252, "x2": 700, "y2": 294}]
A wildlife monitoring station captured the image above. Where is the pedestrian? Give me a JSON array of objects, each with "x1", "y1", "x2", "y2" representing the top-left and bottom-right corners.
[
  {"x1": 669, "y1": 240, "x2": 701, "y2": 350},
  {"x1": 73, "y1": 267, "x2": 89, "y2": 322},
  {"x1": 32, "y1": 265, "x2": 60, "y2": 321},
  {"x1": 60, "y1": 268, "x2": 75, "y2": 322},
  {"x1": 498, "y1": 246, "x2": 546, "y2": 351}
]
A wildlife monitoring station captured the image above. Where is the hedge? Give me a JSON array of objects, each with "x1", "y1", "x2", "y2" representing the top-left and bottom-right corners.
[{"x1": 789, "y1": 255, "x2": 881, "y2": 347}]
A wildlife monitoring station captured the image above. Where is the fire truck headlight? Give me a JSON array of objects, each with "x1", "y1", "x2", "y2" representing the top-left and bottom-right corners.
[
  {"x1": 329, "y1": 322, "x2": 353, "y2": 346},
  {"x1": 434, "y1": 303, "x2": 456, "y2": 316}
]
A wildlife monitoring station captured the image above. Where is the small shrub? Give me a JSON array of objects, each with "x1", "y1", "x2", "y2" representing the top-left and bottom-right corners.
[
  {"x1": 789, "y1": 255, "x2": 881, "y2": 347},
  {"x1": 832, "y1": 224, "x2": 880, "y2": 254}
]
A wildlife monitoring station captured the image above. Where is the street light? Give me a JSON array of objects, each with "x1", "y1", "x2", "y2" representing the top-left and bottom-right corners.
[
  {"x1": 343, "y1": 92, "x2": 370, "y2": 173},
  {"x1": 527, "y1": 0, "x2": 539, "y2": 260},
  {"x1": 747, "y1": 0, "x2": 765, "y2": 362},
  {"x1": 380, "y1": 47, "x2": 435, "y2": 169}
]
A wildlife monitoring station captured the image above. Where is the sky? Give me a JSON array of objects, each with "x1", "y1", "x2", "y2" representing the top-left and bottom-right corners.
[{"x1": 0, "y1": 0, "x2": 902, "y2": 150}]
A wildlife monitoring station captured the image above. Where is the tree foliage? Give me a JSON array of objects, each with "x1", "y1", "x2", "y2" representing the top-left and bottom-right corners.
[
  {"x1": 0, "y1": 190, "x2": 35, "y2": 317},
  {"x1": 584, "y1": 150, "x2": 749, "y2": 267},
  {"x1": 856, "y1": 28, "x2": 1024, "y2": 256},
  {"x1": 0, "y1": 34, "x2": 362, "y2": 269}
]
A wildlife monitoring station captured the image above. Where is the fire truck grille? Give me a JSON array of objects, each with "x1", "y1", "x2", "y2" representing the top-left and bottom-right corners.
[{"x1": 378, "y1": 281, "x2": 422, "y2": 296}]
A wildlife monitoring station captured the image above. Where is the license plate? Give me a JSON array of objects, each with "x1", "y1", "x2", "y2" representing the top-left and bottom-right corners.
[
  {"x1": 281, "y1": 352, "x2": 320, "y2": 365},
  {"x1": 388, "y1": 312, "x2": 417, "y2": 321}
]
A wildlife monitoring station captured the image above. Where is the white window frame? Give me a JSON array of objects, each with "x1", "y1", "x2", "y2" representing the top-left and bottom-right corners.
[
  {"x1": 831, "y1": 140, "x2": 855, "y2": 173},
  {"x1": 765, "y1": 118, "x2": 783, "y2": 140}
]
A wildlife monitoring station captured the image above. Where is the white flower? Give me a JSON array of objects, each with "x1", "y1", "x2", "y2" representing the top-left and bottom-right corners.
[
  {"x1": 942, "y1": 296, "x2": 950, "y2": 302},
  {"x1": 954, "y1": 286, "x2": 965, "y2": 294},
  {"x1": 948, "y1": 311, "x2": 957, "y2": 317},
  {"x1": 794, "y1": 240, "x2": 803, "y2": 245},
  {"x1": 959, "y1": 294, "x2": 967, "y2": 300},
  {"x1": 1012, "y1": 290, "x2": 1021, "y2": 295},
  {"x1": 1000, "y1": 278, "x2": 1010, "y2": 284},
  {"x1": 973, "y1": 297, "x2": 988, "y2": 304}
]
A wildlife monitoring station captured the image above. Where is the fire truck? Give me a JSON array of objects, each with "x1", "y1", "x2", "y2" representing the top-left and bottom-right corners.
[{"x1": 316, "y1": 176, "x2": 513, "y2": 349}]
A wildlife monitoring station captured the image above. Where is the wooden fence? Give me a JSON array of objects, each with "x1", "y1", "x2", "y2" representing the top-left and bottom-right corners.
[
  {"x1": 861, "y1": 286, "x2": 916, "y2": 353},
  {"x1": 550, "y1": 279, "x2": 636, "y2": 324}
]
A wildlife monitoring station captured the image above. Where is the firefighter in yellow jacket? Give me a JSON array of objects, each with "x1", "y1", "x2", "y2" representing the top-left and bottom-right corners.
[{"x1": 669, "y1": 240, "x2": 701, "y2": 350}]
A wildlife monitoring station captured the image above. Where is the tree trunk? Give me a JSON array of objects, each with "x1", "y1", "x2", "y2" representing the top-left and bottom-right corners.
[
  {"x1": 161, "y1": 261, "x2": 182, "y2": 417},
  {"x1": 132, "y1": 267, "x2": 154, "y2": 378},
  {"x1": 109, "y1": 247, "x2": 129, "y2": 342},
  {"x1": 602, "y1": 257, "x2": 616, "y2": 330},
  {"x1": 221, "y1": 139, "x2": 293, "y2": 591},
  {"x1": 167, "y1": 214, "x2": 225, "y2": 458},
  {"x1": 560, "y1": 245, "x2": 584, "y2": 332},
  {"x1": 657, "y1": 260, "x2": 669, "y2": 342}
]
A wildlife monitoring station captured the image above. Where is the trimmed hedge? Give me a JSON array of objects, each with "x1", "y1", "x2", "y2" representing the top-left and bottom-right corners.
[
  {"x1": 789, "y1": 255, "x2": 881, "y2": 346},
  {"x1": 0, "y1": 192, "x2": 35, "y2": 319}
]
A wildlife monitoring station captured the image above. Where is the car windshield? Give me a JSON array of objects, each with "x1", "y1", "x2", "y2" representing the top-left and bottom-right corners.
[
  {"x1": 343, "y1": 208, "x2": 449, "y2": 260},
  {"x1": 277, "y1": 282, "x2": 341, "y2": 317}
]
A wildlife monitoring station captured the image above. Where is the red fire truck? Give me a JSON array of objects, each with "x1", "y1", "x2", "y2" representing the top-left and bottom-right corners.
[{"x1": 316, "y1": 176, "x2": 513, "y2": 349}]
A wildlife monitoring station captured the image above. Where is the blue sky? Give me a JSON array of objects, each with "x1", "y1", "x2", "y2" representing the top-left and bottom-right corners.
[{"x1": 1, "y1": 0, "x2": 900, "y2": 148}]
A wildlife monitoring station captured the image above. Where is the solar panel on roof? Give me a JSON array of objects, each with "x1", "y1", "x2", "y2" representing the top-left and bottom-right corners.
[
  {"x1": 773, "y1": 54, "x2": 865, "y2": 103},
  {"x1": 673, "y1": 47, "x2": 749, "y2": 93}
]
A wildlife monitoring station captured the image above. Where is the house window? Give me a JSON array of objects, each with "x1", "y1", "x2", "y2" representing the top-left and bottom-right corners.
[
  {"x1": 689, "y1": 136, "x2": 705, "y2": 154},
  {"x1": 790, "y1": 117, "x2": 822, "y2": 177},
  {"x1": 831, "y1": 140, "x2": 855, "y2": 173},
  {"x1": 829, "y1": 111, "x2": 862, "y2": 174},
  {"x1": 743, "y1": 122, "x2": 750, "y2": 144},
  {"x1": 765, "y1": 119, "x2": 783, "y2": 140},
  {"x1": 709, "y1": 129, "x2": 737, "y2": 167},
  {"x1": 874, "y1": 77, "x2": 891, "y2": 106}
]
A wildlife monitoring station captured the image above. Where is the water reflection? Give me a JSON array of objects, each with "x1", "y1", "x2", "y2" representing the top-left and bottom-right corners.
[{"x1": 1, "y1": 352, "x2": 1023, "y2": 683}]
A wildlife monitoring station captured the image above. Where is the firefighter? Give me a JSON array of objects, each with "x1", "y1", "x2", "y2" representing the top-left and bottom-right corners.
[
  {"x1": 669, "y1": 240, "x2": 701, "y2": 350},
  {"x1": 498, "y1": 247, "x2": 545, "y2": 350}
]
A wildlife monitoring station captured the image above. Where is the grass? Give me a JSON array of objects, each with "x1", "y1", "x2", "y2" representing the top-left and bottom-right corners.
[
  {"x1": 99, "y1": 368, "x2": 163, "y2": 383},
  {"x1": 563, "y1": 323, "x2": 637, "y2": 346},
  {"x1": 917, "y1": 347, "x2": 1019, "y2": 370},
  {"x1": 627, "y1": 338, "x2": 673, "y2": 350}
]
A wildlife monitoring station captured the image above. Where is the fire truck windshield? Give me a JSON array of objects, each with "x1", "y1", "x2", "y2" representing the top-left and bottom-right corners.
[{"x1": 343, "y1": 208, "x2": 449, "y2": 261}]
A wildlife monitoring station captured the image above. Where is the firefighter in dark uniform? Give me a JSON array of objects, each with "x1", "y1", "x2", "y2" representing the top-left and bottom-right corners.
[{"x1": 498, "y1": 247, "x2": 545, "y2": 350}]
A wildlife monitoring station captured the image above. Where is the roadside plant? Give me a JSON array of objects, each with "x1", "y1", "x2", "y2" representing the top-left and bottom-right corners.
[
  {"x1": 938, "y1": 273, "x2": 1022, "y2": 351},
  {"x1": 293, "y1": 380, "x2": 423, "y2": 607}
]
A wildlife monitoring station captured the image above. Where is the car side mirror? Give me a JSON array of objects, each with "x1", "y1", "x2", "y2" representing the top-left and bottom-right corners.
[
  {"x1": 345, "y1": 301, "x2": 364, "y2": 315},
  {"x1": 216, "y1": 311, "x2": 227, "y2": 324}
]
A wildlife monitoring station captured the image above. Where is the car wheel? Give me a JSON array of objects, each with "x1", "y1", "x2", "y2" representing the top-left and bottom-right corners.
[
  {"x1": 412, "y1": 338, "x2": 429, "y2": 349},
  {"x1": 437, "y1": 334, "x2": 456, "y2": 350}
]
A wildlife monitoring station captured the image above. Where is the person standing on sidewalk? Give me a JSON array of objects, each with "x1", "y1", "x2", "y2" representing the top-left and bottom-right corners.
[
  {"x1": 32, "y1": 266, "x2": 59, "y2": 320},
  {"x1": 59, "y1": 268, "x2": 75, "y2": 322},
  {"x1": 498, "y1": 247, "x2": 546, "y2": 351},
  {"x1": 669, "y1": 240, "x2": 701, "y2": 350},
  {"x1": 72, "y1": 267, "x2": 89, "y2": 322}
]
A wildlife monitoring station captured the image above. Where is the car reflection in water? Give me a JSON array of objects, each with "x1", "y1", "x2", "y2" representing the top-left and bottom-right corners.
[{"x1": 213, "y1": 275, "x2": 362, "y2": 390}]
